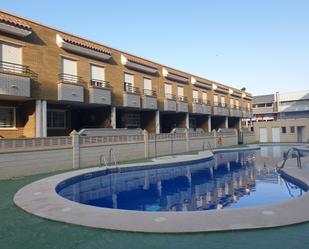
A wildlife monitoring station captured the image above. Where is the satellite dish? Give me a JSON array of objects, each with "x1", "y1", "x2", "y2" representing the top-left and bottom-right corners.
[{"x1": 241, "y1": 87, "x2": 246, "y2": 91}]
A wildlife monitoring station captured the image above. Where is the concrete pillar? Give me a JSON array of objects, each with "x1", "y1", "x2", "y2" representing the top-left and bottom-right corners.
[
  {"x1": 225, "y1": 116, "x2": 228, "y2": 128},
  {"x1": 155, "y1": 110, "x2": 160, "y2": 134},
  {"x1": 35, "y1": 100, "x2": 42, "y2": 137},
  {"x1": 35, "y1": 100, "x2": 47, "y2": 137},
  {"x1": 208, "y1": 116, "x2": 212, "y2": 132},
  {"x1": 185, "y1": 113, "x2": 189, "y2": 129},
  {"x1": 143, "y1": 129, "x2": 149, "y2": 158},
  {"x1": 42, "y1": 100, "x2": 47, "y2": 137},
  {"x1": 70, "y1": 130, "x2": 80, "y2": 169},
  {"x1": 185, "y1": 128, "x2": 189, "y2": 152},
  {"x1": 111, "y1": 107, "x2": 116, "y2": 129},
  {"x1": 238, "y1": 118, "x2": 242, "y2": 130}
]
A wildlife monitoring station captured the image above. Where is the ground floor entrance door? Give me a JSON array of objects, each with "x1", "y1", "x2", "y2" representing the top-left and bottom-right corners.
[
  {"x1": 271, "y1": 127, "x2": 280, "y2": 142},
  {"x1": 259, "y1": 127, "x2": 268, "y2": 142},
  {"x1": 297, "y1": 126, "x2": 306, "y2": 142}
]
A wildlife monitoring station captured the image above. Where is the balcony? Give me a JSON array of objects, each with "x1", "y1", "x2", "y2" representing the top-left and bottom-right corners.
[
  {"x1": 192, "y1": 98, "x2": 212, "y2": 114},
  {"x1": 177, "y1": 96, "x2": 188, "y2": 112},
  {"x1": 58, "y1": 73, "x2": 84, "y2": 102},
  {"x1": 164, "y1": 93, "x2": 177, "y2": 112},
  {"x1": 253, "y1": 106, "x2": 274, "y2": 115},
  {"x1": 123, "y1": 83, "x2": 141, "y2": 108},
  {"x1": 242, "y1": 108, "x2": 253, "y2": 118},
  {"x1": 0, "y1": 61, "x2": 31, "y2": 98},
  {"x1": 213, "y1": 102, "x2": 229, "y2": 116},
  {"x1": 229, "y1": 106, "x2": 242, "y2": 117},
  {"x1": 142, "y1": 89, "x2": 157, "y2": 110},
  {"x1": 89, "y1": 79, "x2": 112, "y2": 105}
]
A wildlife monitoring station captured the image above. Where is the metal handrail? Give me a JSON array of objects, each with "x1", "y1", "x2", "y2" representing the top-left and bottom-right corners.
[
  {"x1": 143, "y1": 89, "x2": 157, "y2": 97},
  {"x1": 59, "y1": 73, "x2": 83, "y2": 84},
  {"x1": 99, "y1": 154, "x2": 107, "y2": 168},
  {"x1": 109, "y1": 148, "x2": 117, "y2": 167},
  {"x1": 124, "y1": 82, "x2": 140, "y2": 94},
  {"x1": 278, "y1": 147, "x2": 302, "y2": 169},
  {"x1": 177, "y1": 96, "x2": 188, "y2": 102},
  {"x1": 91, "y1": 79, "x2": 112, "y2": 88},
  {"x1": 165, "y1": 93, "x2": 177, "y2": 100},
  {"x1": 0, "y1": 61, "x2": 30, "y2": 75},
  {"x1": 213, "y1": 102, "x2": 228, "y2": 108}
]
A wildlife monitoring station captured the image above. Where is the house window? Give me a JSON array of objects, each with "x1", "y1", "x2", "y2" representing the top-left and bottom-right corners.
[
  {"x1": 221, "y1": 96, "x2": 225, "y2": 107},
  {"x1": 47, "y1": 110, "x2": 66, "y2": 129},
  {"x1": 247, "y1": 102, "x2": 251, "y2": 110},
  {"x1": 213, "y1": 95, "x2": 218, "y2": 106},
  {"x1": 124, "y1": 73, "x2": 134, "y2": 92},
  {"x1": 192, "y1": 90, "x2": 199, "y2": 103},
  {"x1": 177, "y1": 86, "x2": 184, "y2": 101},
  {"x1": 61, "y1": 57, "x2": 77, "y2": 82},
  {"x1": 202, "y1": 92, "x2": 207, "y2": 104},
  {"x1": 290, "y1": 126, "x2": 295, "y2": 133},
  {"x1": 0, "y1": 42, "x2": 22, "y2": 73},
  {"x1": 143, "y1": 78, "x2": 152, "y2": 96},
  {"x1": 90, "y1": 65, "x2": 104, "y2": 83},
  {"x1": 281, "y1": 127, "x2": 286, "y2": 134},
  {"x1": 0, "y1": 107, "x2": 15, "y2": 128},
  {"x1": 236, "y1": 100, "x2": 239, "y2": 108},
  {"x1": 164, "y1": 83, "x2": 172, "y2": 98},
  {"x1": 230, "y1": 99, "x2": 234, "y2": 108}
]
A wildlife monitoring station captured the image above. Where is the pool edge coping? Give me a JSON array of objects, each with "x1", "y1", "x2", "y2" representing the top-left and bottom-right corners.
[{"x1": 13, "y1": 145, "x2": 309, "y2": 233}]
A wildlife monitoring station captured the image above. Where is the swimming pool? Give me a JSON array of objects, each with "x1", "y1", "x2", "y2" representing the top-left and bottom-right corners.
[
  {"x1": 56, "y1": 146, "x2": 306, "y2": 212},
  {"x1": 14, "y1": 145, "x2": 309, "y2": 233}
]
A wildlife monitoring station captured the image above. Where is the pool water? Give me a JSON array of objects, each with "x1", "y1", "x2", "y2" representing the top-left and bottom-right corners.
[{"x1": 56, "y1": 146, "x2": 307, "y2": 212}]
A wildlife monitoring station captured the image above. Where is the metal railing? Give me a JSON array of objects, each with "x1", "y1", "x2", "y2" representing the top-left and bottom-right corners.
[
  {"x1": 91, "y1": 79, "x2": 112, "y2": 88},
  {"x1": 0, "y1": 61, "x2": 30, "y2": 75},
  {"x1": 165, "y1": 93, "x2": 177, "y2": 100},
  {"x1": 177, "y1": 96, "x2": 188, "y2": 102},
  {"x1": 59, "y1": 73, "x2": 83, "y2": 84},
  {"x1": 213, "y1": 102, "x2": 228, "y2": 108},
  {"x1": 124, "y1": 82, "x2": 140, "y2": 94},
  {"x1": 143, "y1": 89, "x2": 157, "y2": 97},
  {"x1": 278, "y1": 147, "x2": 302, "y2": 169}
]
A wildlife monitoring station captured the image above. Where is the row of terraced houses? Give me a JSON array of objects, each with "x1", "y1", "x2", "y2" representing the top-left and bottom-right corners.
[{"x1": 0, "y1": 11, "x2": 253, "y2": 138}]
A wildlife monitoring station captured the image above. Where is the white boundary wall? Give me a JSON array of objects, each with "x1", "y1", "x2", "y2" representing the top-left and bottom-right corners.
[{"x1": 0, "y1": 130, "x2": 245, "y2": 179}]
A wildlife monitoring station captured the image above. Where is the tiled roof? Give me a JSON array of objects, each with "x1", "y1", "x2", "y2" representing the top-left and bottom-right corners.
[
  {"x1": 125, "y1": 54, "x2": 158, "y2": 69},
  {"x1": 60, "y1": 33, "x2": 112, "y2": 55},
  {"x1": 194, "y1": 76, "x2": 212, "y2": 86},
  {"x1": 166, "y1": 67, "x2": 189, "y2": 79},
  {"x1": 0, "y1": 12, "x2": 31, "y2": 30}
]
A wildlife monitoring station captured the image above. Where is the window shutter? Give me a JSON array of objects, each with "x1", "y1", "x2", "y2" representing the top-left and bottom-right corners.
[
  {"x1": 0, "y1": 43, "x2": 22, "y2": 64},
  {"x1": 143, "y1": 78, "x2": 152, "y2": 90},
  {"x1": 91, "y1": 65, "x2": 104, "y2": 81},
  {"x1": 62, "y1": 58, "x2": 77, "y2": 76}
]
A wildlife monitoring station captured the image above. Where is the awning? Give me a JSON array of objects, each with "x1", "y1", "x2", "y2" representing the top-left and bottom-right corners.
[
  {"x1": 121, "y1": 54, "x2": 158, "y2": 74},
  {"x1": 163, "y1": 68, "x2": 189, "y2": 84},
  {"x1": 0, "y1": 12, "x2": 32, "y2": 37},
  {"x1": 56, "y1": 34, "x2": 112, "y2": 61}
]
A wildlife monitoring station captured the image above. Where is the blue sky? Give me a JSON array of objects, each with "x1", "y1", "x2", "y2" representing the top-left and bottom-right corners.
[{"x1": 1, "y1": 0, "x2": 308, "y2": 95}]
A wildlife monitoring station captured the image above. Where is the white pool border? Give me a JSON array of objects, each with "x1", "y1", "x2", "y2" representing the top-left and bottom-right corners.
[{"x1": 14, "y1": 145, "x2": 309, "y2": 233}]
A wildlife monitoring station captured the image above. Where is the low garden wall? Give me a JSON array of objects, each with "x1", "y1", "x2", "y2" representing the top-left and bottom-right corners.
[{"x1": 0, "y1": 130, "x2": 249, "y2": 179}]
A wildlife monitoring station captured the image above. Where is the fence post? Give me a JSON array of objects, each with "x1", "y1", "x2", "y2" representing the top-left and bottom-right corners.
[
  {"x1": 143, "y1": 129, "x2": 149, "y2": 159},
  {"x1": 185, "y1": 128, "x2": 189, "y2": 152},
  {"x1": 70, "y1": 130, "x2": 80, "y2": 169},
  {"x1": 213, "y1": 129, "x2": 217, "y2": 149}
]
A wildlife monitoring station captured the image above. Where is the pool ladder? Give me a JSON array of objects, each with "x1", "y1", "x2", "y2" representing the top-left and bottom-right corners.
[
  {"x1": 278, "y1": 147, "x2": 302, "y2": 170},
  {"x1": 202, "y1": 141, "x2": 213, "y2": 153},
  {"x1": 100, "y1": 148, "x2": 118, "y2": 170}
]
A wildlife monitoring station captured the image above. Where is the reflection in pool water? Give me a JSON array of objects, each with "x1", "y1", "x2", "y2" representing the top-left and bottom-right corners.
[{"x1": 56, "y1": 146, "x2": 307, "y2": 212}]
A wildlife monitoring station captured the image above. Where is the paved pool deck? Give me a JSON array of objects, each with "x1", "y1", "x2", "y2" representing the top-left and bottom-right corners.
[{"x1": 13, "y1": 145, "x2": 309, "y2": 233}]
